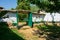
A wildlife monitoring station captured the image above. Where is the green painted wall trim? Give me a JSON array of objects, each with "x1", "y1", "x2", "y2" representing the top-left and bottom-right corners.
[{"x1": 28, "y1": 12, "x2": 33, "y2": 27}]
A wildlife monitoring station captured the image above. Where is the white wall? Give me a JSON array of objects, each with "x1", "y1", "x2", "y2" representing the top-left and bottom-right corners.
[
  {"x1": 44, "y1": 13, "x2": 60, "y2": 22},
  {"x1": 1, "y1": 12, "x2": 60, "y2": 23},
  {"x1": 44, "y1": 13, "x2": 53, "y2": 21},
  {"x1": 2, "y1": 12, "x2": 17, "y2": 23},
  {"x1": 32, "y1": 12, "x2": 60, "y2": 22},
  {"x1": 32, "y1": 14, "x2": 45, "y2": 22}
]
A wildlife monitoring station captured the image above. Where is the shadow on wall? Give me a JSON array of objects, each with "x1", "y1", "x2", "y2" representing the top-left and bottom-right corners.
[{"x1": 0, "y1": 22, "x2": 25, "y2": 40}]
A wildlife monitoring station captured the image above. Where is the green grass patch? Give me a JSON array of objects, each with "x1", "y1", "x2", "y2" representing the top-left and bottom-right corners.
[
  {"x1": 11, "y1": 28, "x2": 25, "y2": 38},
  {"x1": 0, "y1": 22, "x2": 25, "y2": 40}
]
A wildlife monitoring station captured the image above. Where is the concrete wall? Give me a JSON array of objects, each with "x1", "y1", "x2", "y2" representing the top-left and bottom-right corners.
[
  {"x1": 1, "y1": 12, "x2": 60, "y2": 23},
  {"x1": 1, "y1": 12, "x2": 17, "y2": 23},
  {"x1": 44, "y1": 13, "x2": 60, "y2": 22},
  {"x1": 32, "y1": 12, "x2": 60, "y2": 22},
  {"x1": 32, "y1": 14, "x2": 45, "y2": 22}
]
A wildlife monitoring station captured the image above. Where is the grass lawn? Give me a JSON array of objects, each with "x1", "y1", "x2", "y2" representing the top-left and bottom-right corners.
[{"x1": 0, "y1": 22, "x2": 25, "y2": 40}]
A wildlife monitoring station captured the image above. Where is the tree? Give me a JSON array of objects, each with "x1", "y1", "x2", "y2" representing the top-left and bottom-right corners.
[
  {"x1": 16, "y1": 0, "x2": 31, "y2": 21},
  {"x1": 16, "y1": 0, "x2": 40, "y2": 11},
  {"x1": 30, "y1": 4, "x2": 40, "y2": 12},
  {"x1": 29, "y1": 0, "x2": 60, "y2": 12},
  {"x1": 16, "y1": 0, "x2": 30, "y2": 10},
  {"x1": 11, "y1": 8, "x2": 15, "y2": 10}
]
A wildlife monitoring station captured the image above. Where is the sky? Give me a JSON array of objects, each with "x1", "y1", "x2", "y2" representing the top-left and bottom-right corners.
[{"x1": 0, "y1": 0, "x2": 17, "y2": 10}]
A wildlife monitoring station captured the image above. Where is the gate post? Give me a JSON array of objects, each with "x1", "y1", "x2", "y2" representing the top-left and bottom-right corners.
[
  {"x1": 28, "y1": 12, "x2": 33, "y2": 27},
  {"x1": 16, "y1": 11, "x2": 18, "y2": 27}
]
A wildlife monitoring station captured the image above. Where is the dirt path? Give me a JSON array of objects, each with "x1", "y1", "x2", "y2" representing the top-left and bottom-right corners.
[{"x1": 18, "y1": 26, "x2": 46, "y2": 40}]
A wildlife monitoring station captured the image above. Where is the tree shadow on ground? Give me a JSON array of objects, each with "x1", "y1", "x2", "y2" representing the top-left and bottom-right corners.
[
  {"x1": 17, "y1": 22, "x2": 28, "y2": 29},
  {"x1": 35, "y1": 23, "x2": 60, "y2": 40},
  {"x1": 0, "y1": 22, "x2": 25, "y2": 40},
  {"x1": 17, "y1": 24, "x2": 27, "y2": 29},
  {"x1": 45, "y1": 24, "x2": 60, "y2": 40},
  {"x1": 40, "y1": 24, "x2": 60, "y2": 40}
]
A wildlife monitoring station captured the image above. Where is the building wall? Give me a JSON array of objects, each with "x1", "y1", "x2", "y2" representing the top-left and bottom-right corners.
[
  {"x1": 32, "y1": 12, "x2": 60, "y2": 22},
  {"x1": 44, "y1": 13, "x2": 60, "y2": 22},
  {"x1": 1, "y1": 12, "x2": 60, "y2": 23},
  {"x1": 32, "y1": 14, "x2": 45, "y2": 22},
  {"x1": 2, "y1": 12, "x2": 17, "y2": 23}
]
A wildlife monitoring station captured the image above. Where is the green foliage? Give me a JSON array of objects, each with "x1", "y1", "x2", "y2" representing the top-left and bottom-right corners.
[
  {"x1": 11, "y1": 8, "x2": 15, "y2": 10},
  {"x1": 38, "y1": 24, "x2": 60, "y2": 32},
  {"x1": 29, "y1": 0, "x2": 60, "y2": 12},
  {"x1": 18, "y1": 13, "x2": 28, "y2": 22},
  {"x1": 30, "y1": 4, "x2": 40, "y2": 12},
  {"x1": 16, "y1": 0, "x2": 30, "y2": 10},
  {"x1": 0, "y1": 11, "x2": 7, "y2": 17},
  {"x1": 17, "y1": 0, "x2": 39, "y2": 11},
  {"x1": 16, "y1": 0, "x2": 30, "y2": 21}
]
